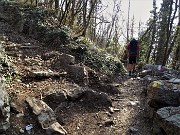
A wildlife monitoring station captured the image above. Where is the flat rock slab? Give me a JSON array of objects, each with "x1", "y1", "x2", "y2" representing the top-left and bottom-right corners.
[
  {"x1": 26, "y1": 97, "x2": 67, "y2": 135},
  {"x1": 27, "y1": 71, "x2": 67, "y2": 79},
  {"x1": 169, "y1": 78, "x2": 180, "y2": 84}
]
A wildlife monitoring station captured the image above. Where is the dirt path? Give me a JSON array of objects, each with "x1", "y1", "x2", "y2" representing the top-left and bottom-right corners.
[
  {"x1": 56, "y1": 77, "x2": 153, "y2": 135},
  {"x1": 110, "y1": 77, "x2": 152, "y2": 135},
  {"x1": 0, "y1": 20, "x2": 152, "y2": 135}
]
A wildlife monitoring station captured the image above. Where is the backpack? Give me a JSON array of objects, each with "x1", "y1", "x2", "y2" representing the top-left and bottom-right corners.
[{"x1": 129, "y1": 39, "x2": 138, "y2": 55}]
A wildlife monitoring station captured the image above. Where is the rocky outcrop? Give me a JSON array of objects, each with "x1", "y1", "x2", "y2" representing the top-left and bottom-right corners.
[
  {"x1": 141, "y1": 63, "x2": 180, "y2": 134},
  {"x1": 146, "y1": 80, "x2": 180, "y2": 134},
  {"x1": 153, "y1": 106, "x2": 180, "y2": 135}
]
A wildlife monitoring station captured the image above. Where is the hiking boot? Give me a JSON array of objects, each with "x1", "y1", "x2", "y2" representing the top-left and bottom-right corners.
[{"x1": 129, "y1": 71, "x2": 132, "y2": 76}]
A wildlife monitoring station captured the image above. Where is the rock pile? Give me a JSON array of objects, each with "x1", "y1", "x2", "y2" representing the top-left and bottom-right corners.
[{"x1": 139, "y1": 64, "x2": 180, "y2": 134}]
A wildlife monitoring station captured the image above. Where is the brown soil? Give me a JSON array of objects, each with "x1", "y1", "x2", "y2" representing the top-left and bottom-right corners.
[{"x1": 0, "y1": 19, "x2": 152, "y2": 135}]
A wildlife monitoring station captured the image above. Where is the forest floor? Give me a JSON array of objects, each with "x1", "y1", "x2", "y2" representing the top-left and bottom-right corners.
[{"x1": 0, "y1": 18, "x2": 153, "y2": 135}]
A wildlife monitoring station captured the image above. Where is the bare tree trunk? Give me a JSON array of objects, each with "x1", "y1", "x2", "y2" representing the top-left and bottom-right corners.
[
  {"x1": 68, "y1": 0, "x2": 75, "y2": 28},
  {"x1": 126, "y1": 0, "x2": 130, "y2": 43},
  {"x1": 81, "y1": 0, "x2": 88, "y2": 36},
  {"x1": 130, "y1": 15, "x2": 134, "y2": 39},
  {"x1": 35, "y1": 0, "x2": 38, "y2": 6},
  {"x1": 55, "y1": 0, "x2": 59, "y2": 9},
  {"x1": 81, "y1": 0, "x2": 97, "y2": 36},
  {"x1": 162, "y1": 0, "x2": 178, "y2": 66},
  {"x1": 58, "y1": 0, "x2": 71, "y2": 25},
  {"x1": 146, "y1": 0, "x2": 157, "y2": 63}
]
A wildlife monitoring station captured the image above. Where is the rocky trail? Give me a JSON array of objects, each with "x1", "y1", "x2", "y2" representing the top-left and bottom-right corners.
[{"x1": 0, "y1": 15, "x2": 153, "y2": 135}]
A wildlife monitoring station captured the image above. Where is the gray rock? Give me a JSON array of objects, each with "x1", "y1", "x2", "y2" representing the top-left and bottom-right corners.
[
  {"x1": 104, "y1": 120, "x2": 114, "y2": 127},
  {"x1": 161, "y1": 74, "x2": 174, "y2": 80},
  {"x1": 46, "y1": 122, "x2": 67, "y2": 135},
  {"x1": 26, "y1": 97, "x2": 67, "y2": 135},
  {"x1": 155, "y1": 106, "x2": 180, "y2": 135},
  {"x1": 44, "y1": 91, "x2": 67, "y2": 109},
  {"x1": 143, "y1": 64, "x2": 154, "y2": 70},
  {"x1": 147, "y1": 81, "x2": 180, "y2": 108},
  {"x1": 95, "y1": 83, "x2": 120, "y2": 94},
  {"x1": 66, "y1": 87, "x2": 86, "y2": 101},
  {"x1": 141, "y1": 64, "x2": 167, "y2": 77},
  {"x1": 139, "y1": 70, "x2": 152, "y2": 77},
  {"x1": 66, "y1": 87, "x2": 112, "y2": 108},
  {"x1": 27, "y1": 70, "x2": 67, "y2": 79},
  {"x1": 66, "y1": 65, "x2": 88, "y2": 84},
  {"x1": 143, "y1": 75, "x2": 153, "y2": 81},
  {"x1": 109, "y1": 107, "x2": 114, "y2": 113},
  {"x1": 169, "y1": 78, "x2": 180, "y2": 84},
  {"x1": 52, "y1": 53, "x2": 75, "y2": 69},
  {"x1": 82, "y1": 90, "x2": 112, "y2": 108},
  {"x1": 129, "y1": 127, "x2": 138, "y2": 134},
  {"x1": 143, "y1": 64, "x2": 165, "y2": 72},
  {"x1": 19, "y1": 128, "x2": 25, "y2": 133},
  {"x1": 0, "y1": 83, "x2": 10, "y2": 133},
  {"x1": 146, "y1": 81, "x2": 180, "y2": 118}
]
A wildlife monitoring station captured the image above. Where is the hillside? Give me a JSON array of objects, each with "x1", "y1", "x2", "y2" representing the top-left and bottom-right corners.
[{"x1": 0, "y1": 1, "x2": 179, "y2": 135}]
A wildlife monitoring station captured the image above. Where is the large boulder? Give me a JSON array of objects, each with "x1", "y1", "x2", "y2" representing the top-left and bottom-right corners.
[
  {"x1": 65, "y1": 65, "x2": 88, "y2": 84},
  {"x1": 52, "y1": 53, "x2": 75, "y2": 69},
  {"x1": 66, "y1": 87, "x2": 112, "y2": 108},
  {"x1": 82, "y1": 90, "x2": 112, "y2": 108},
  {"x1": 146, "y1": 81, "x2": 180, "y2": 118}
]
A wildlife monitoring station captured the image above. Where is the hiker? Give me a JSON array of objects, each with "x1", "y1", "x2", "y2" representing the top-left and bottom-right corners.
[{"x1": 126, "y1": 38, "x2": 140, "y2": 76}]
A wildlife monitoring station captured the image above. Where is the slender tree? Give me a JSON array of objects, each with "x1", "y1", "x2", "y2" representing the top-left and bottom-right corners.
[
  {"x1": 130, "y1": 15, "x2": 135, "y2": 39},
  {"x1": 146, "y1": 0, "x2": 157, "y2": 63},
  {"x1": 126, "y1": 0, "x2": 130, "y2": 43}
]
